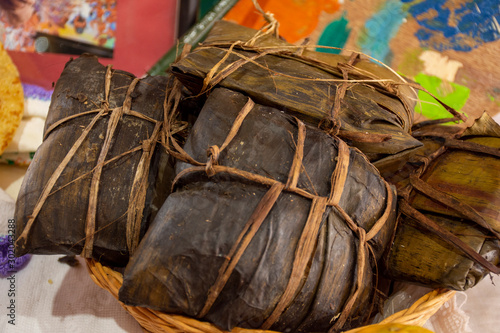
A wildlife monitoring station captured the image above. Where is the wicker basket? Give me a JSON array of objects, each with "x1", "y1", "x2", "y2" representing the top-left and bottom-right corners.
[{"x1": 86, "y1": 259, "x2": 456, "y2": 333}]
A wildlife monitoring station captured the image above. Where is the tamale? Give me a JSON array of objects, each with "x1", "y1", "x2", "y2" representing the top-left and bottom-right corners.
[
  {"x1": 119, "y1": 88, "x2": 397, "y2": 332},
  {"x1": 382, "y1": 112, "x2": 500, "y2": 290},
  {"x1": 14, "y1": 55, "x2": 172, "y2": 266},
  {"x1": 170, "y1": 20, "x2": 423, "y2": 161}
]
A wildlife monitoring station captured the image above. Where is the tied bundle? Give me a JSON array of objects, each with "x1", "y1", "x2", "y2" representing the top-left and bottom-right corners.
[
  {"x1": 377, "y1": 112, "x2": 500, "y2": 290},
  {"x1": 15, "y1": 55, "x2": 174, "y2": 266},
  {"x1": 170, "y1": 20, "x2": 464, "y2": 161},
  {"x1": 119, "y1": 87, "x2": 397, "y2": 332}
]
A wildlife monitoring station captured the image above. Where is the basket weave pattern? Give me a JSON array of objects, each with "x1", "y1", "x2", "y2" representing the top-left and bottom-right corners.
[{"x1": 86, "y1": 259, "x2": 456, "y2": 333}]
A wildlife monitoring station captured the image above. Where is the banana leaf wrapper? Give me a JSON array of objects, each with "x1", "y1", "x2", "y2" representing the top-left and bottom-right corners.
[
  {"x1": 170, "y1": 20, "x2": 422, "y2": 161},
  {"x1": 14, "y1": 55, "x2": 173, "y2": 266},
  {"x1": 383, "y1": 112, "x2": 500, "y2": 290},
  {"x1": 119, "y1": 88, "x2": 397, "y2": 332}
]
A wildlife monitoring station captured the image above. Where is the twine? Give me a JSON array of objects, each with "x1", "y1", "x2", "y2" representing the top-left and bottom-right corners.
[
  {"x1": 16, "y1": 65, "x2": 164, "y2": 258},
  {"x1": 245, "y1": 0, "x2": 280, "y2": 47},
  {"x1": 325, "y1": 52, "x2": 360, "y2": 136}
]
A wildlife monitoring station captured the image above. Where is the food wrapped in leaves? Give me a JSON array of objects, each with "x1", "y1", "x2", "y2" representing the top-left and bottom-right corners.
[
  {"x1": 15, "y1": 55, "x2": 172, "y2": 266},
  {"x1": 170, "y1": 20, "x2": 424, "y2": 161},
  {"x1": 119, "y1": 88, "x2": 397, "y2": 332},
  {"x1": 381, "y1": 113, "x2": 500, "y2": 290}
]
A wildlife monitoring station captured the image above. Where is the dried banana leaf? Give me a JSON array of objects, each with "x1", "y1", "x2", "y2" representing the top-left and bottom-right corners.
[
  {"x1": 383, "y1": 112, "x2": 500, "y2": 290},
  {"x1": 387, "y1": 213, "x2": 499, "y2": 290},
  {"x1": 14, "y1": 55, "x2": 172, "y2": 266},
  {"x1": 119, "y1": 88, "x2": 397, "y2": 332},
  {"x1": 170, "y1": 20, "x2": 423, "y2": 160}
]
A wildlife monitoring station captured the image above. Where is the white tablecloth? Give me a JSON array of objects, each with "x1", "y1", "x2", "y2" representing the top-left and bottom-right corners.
[{"x1": 0, "y1": 188, "x2": 142, "y2": 333}]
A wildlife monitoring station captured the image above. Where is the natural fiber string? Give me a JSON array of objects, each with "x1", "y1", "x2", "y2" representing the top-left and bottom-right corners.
[
  {"x1": 196, "y1": 97, "x2": 275, "y2": 318},
  {"x1": 205, "y1": 98, "x2": 255, "y2": 176},
  {"x1": 193, "y1": 42, "x2": 420, "y2": 142},
  {"x1": 163, "y1": 76, "x2": 205, "y2": 168},
  {"x1": 324, "y1": 139, "x2": 394, "y2": 331},
  {"x1": 199, "y1": 41, "x2": 415, "y2": 95},
  {"x1": 47, "y1": 145, "x2": 143, "y2": 198},
  {"x1": 261, "y1": 196, "x2": 329, "y2": 329},
  {"x1": 82, "y1": 76, "x2": 141, "y2": 257},
  {"x1": 245, "y1": 0, "x2": 280, "y2": 47},
  {"x1": 328, "y1": 139, "x2": 350, "y2": 205},
  {"x1": 193, "y1": 43, "x2": 406, "y2": 144},
  {"x1": 196, "y1": 44, "x2": 396, "y2": 84},
  {"x1": 194, "y1": 42, "x2": 400, "y2": 95},
  {"x1": 329, "y1": 180, "x2": 394, "y2": 332},
  {"x1": 126, "y1": 121, "x2": 163, "y2": 253},
  {"x1": 192, "y1": 44, "x2": 397, "y2": 145},
  {"x1": 327, "y1": 52, "x2": 360, "y2": 136},
  {"x1": 198, "y1": 182, "x2": 285, "y2": 319},
  {"x1": 201, "y1": 41, "x2": 243, "y2": 94},
  {"x1": 200, "y1": 101, "x2": 306, "y2": 320},
  {"x1": 15, "y1": 105, "x2": 108, "y2": 251},
  {"x1": 260, "y1": 121, "x2": 319, "y2": 329},
  {"x1": 284, "y1": 119, "x2": 305, "y2": 190},
  {"x1": 43, "y1": 105, "x2": 159, "y2": 142},
  {"x1": 198, "y1": 47, "x2": 278, "y2": 96}
]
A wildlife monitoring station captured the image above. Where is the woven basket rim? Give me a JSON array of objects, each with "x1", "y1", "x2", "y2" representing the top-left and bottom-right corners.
[{"x1": 85, "y1": 258, "x2": 456, "y2": 333}]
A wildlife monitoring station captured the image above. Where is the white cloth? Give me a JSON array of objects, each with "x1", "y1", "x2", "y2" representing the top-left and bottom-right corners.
[
  {"x1": 0, "y1": 189, "x2": 142, "y2": 333},
  {"x1": 3, "y1": 117, "x2": 45, "y2": 154},
  {"x1": 0, "y1": 255, "x2": 143, "y2": 333},
  {"x1": 1, "y1": 83, "x2": 49, "y2": 166}
]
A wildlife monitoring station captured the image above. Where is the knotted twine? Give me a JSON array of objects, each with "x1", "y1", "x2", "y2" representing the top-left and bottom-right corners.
[
  {"x1": 16, "y1": 65, "x2": 163, "y2": 258},
  {"x1": 164, "y1": 83, "x2": 394, "y2": 331}
]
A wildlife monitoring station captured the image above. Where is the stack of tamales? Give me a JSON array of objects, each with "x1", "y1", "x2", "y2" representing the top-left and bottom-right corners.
[{"x1": 14, "y1": 19, "x2": 500, "y2": 333}]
